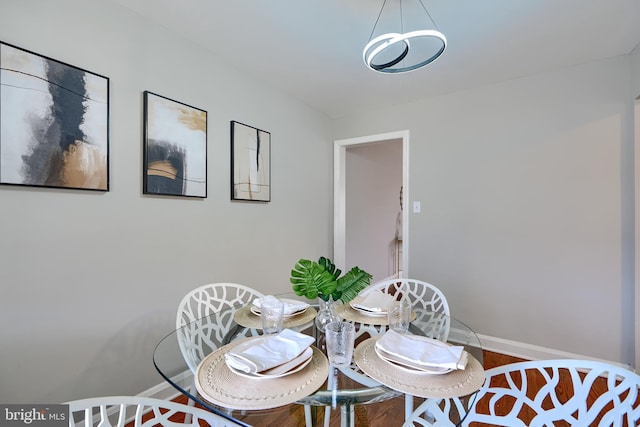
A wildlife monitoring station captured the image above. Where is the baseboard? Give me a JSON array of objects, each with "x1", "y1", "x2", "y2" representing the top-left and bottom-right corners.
[
  {"x1": 477, "y1": 333, "x2": 631, "y2": 369},
  {"x1": 139, "y1": 370, "x2": 193, "y2": 401}
]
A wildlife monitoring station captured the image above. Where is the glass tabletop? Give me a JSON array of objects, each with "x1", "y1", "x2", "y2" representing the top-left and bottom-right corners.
[{"x1": 153, "y1": 293, "x2": 484, "y2": 426}]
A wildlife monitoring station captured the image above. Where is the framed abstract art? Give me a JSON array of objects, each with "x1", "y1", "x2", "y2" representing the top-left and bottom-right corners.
[
  {"x1": 0, "y1": 41, "x2": 109, "y2": 191},
  {"x1": 231, "y1": 120, "x2": 270, "y2": 202},
  {"x1": 143, "y1": 91, "x2": 207, "y2": 198}
]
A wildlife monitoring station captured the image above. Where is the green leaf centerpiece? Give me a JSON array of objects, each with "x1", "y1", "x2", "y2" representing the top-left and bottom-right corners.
[{"x1": 290, "y1": 256, "x2": 372, "y2": 303}]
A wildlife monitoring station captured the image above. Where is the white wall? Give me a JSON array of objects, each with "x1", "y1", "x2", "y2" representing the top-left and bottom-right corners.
[
  {"x1": 0, "y1": 0, "x2": 333, "y2": 403},
  {"x1": 334, "y1": 56, "x2": 634, "y2": 364},
  {"x1": 346, "y1": 140, "x2": 403, "y2": 281}
]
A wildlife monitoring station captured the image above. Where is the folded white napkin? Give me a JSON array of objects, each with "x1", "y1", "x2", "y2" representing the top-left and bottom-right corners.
[
  {"x1": 375, "y1": 329, "x2": 468, "y2": 371},
  {"x1": 258, "y1": 347, "x2": 313, "y2": 376},
  {"x1": 252, "y1": 296, "x2": 309, "y2": 315},
  {"x1": 225, "y1": 328, "x2": 314, "y2": 374},
  {"x1": 351, "y1": 290, "x2": 395, "y2": 312}
]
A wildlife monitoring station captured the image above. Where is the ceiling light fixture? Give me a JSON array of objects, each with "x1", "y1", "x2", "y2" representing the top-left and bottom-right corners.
[{"x1": 363, "y1": 0, "x2": 447, "y2": 74}]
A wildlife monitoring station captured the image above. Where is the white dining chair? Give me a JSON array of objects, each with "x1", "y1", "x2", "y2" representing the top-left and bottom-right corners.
[
  {"x1": 345, "y1": 278, "x2": 451, "y2": 421},
  {"x1": 402, "y1": 359, "x2": 640, "y2": 427},
  {"x1": 176, "y1": 283, "x2": 264, "y2": 371},
  {"x1": 176, "y1": 283, "x2": 264, "y2": 418},
  {"x1": 177, "y1": 284, "x2": 322, "y2": 427},
  {"x1": 177, "y1": 282, "x2": 264, "y2": 329},
  {"x1": 359, "y1": 278, "x2": 451, "y2": 340},
  {"x1": 66, "y1": 395, "x2": 249, "y2": 426}
]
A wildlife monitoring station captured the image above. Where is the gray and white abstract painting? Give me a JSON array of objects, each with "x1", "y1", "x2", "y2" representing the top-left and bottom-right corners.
[
  {"x1": 231, "y1": 121, "x2": 270, "y2": 202},
  {"x1": 0, "y1": 42, "x2": 109, "y2": 190}
]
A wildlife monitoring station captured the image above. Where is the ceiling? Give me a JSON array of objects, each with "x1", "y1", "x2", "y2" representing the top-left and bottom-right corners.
[{"x1": 112, "y1": 0, "x2": 640, "y2": 119}]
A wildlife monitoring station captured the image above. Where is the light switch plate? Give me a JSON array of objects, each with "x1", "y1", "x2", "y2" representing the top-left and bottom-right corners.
[{"x1": 413, "y1": 201, "x2": 421, "y2": 213}]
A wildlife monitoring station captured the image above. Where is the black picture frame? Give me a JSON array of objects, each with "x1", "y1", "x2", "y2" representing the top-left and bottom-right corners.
[
  {"x1": 143, "y1": 91, "x2": 207, "y2": 198},
  {"x1": 0, "y1": 41, "x2": 110, "y2": 191},
  {"x1": 231, "y1": 120, "x2": 271, "y2": 202}
]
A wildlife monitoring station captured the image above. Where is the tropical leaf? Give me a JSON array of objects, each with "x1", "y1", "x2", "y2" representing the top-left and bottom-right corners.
[
  {"x1": 290, "y1": 258, "x2": 337, "y2": 300},
  {"x1": 334, "y1": 267, "x2": 373, "y2": 303},
  {"x1": 290, "y1": 257, "x2": 371, "y2": 302},
  {"x1": 318, "y1": 256, "x2": 341, "y2": 279}
]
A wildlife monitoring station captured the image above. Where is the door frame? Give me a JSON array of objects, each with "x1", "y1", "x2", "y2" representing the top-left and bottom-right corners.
[
  {"x1": 634, "y1": 96, "x2": 640, "y2": 370},
  {"x1": 333, "y1": 130, "x2": 410, "y2": 276}
]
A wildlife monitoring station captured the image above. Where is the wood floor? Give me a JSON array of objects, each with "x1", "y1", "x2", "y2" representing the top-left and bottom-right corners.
[{"x1": 141, "y1": 350, "x2": 639, "y2": 426}]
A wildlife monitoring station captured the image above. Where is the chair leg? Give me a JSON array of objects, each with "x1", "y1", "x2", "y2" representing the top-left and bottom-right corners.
[
  {"x1": 324, "y1": 406, "x2": 331, "y2": 427},
  {"x1": 404, "y1": 394, "x2": 414, "y2": 421},
  {"x1": 304, "y1": 405, "x2": 313, "y2": 427},
  {"x1": 302, "y1": 404, "x2": 332, "y2": 427},
  {"x1": 302, "y1": 404, "x2": 333, "y2": 427},
  {"x1": 345, "y1": 404, "x2": 355, "y2": 427},
  {"x1": 183, "y1": 378, "x2": 198, "y2": 424}
]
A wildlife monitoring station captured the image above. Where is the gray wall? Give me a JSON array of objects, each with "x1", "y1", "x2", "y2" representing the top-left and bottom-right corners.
[
  {"x1": 0, "y1": 0, "x2": 333, "y2": 403},
  {"x1": 334, "y1": 55, "x2": 636, "y2": 365}
]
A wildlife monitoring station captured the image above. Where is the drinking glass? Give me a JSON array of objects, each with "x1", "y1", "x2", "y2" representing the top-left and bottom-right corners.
[
  {"x1": 387, "y1": 299, "x2": 411, "y2": 333},
  {"x1": 260, "y1": 299, "x2": 285, "y2": 334},
  {"x1": 325, "y1": 321, "x2": 355, "y2": 366}
]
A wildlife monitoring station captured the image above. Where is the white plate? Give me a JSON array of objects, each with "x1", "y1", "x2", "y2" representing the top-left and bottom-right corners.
[
  {"x1": 250, "y1": 305, "x2": 307, "y2": 318},
  {"x1": 351, "y1": 305, "x2": 388, "y2": 317},
  {"x1": 227, "y1": 347, "x2": 314, "y2": 379},
  {"x1": 349, "y1": 293, "x2": 394, "y2": 316},
  {"x1": 251, "y1": 298, "x2": 309, "y2": 317},
  {"x1": 374, "y1": 345, "x2": 453, "y2": 375}
]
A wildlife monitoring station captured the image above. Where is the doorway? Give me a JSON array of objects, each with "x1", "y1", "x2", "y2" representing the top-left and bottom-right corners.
[{"x1": 333, "y1": 130, "x2": 409, "y2": 282}]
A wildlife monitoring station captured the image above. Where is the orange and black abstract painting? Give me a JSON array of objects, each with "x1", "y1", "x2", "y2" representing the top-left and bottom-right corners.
[{"x1": 143, "y1": 91, "x2": 207, "y2": 198}]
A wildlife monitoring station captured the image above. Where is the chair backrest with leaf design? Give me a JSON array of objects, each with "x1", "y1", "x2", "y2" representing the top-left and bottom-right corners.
[
  {"x1": 359, "y1": 278, "x2": 451, "y2": 340},
  {"x1": 67, "y1": 396, "x2": 250, "y2": 426},
  {"x1": 402, "y1": 359, "x2": 640, "y2": 427},
  {"x1": 176, "y1": 283, "x2": 263, "y2": 372}
]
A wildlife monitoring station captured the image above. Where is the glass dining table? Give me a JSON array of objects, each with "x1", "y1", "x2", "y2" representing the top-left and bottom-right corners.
[{"x1": 153, "y1": 293, "x2": 485, "y2": 427}]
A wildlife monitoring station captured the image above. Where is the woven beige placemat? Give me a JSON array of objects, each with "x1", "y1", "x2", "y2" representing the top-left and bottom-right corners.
[
  {"x1": 195, "y1": 338, "x2": 329, "y2": 410},
  {"x1": 233, "y1": 304, "x2": 317, "y2": 329},
  {"x1": 336, "y1": 304, "x2": 416, "y2": 326},
  {"x1": 354, "y1": 337, "x2": 485, "y2": 398}
]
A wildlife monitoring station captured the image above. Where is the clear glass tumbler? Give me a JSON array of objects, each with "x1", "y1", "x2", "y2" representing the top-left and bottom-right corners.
[
  {"x1": 260, "y1": 299, "x2": 285, "y2": 334},
  {"x1": 387, "y1": 299, "x2": 411, "y2": 333},
  {"x1": 325, "y1": 321, "x2": 355, "y2": 366}
]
